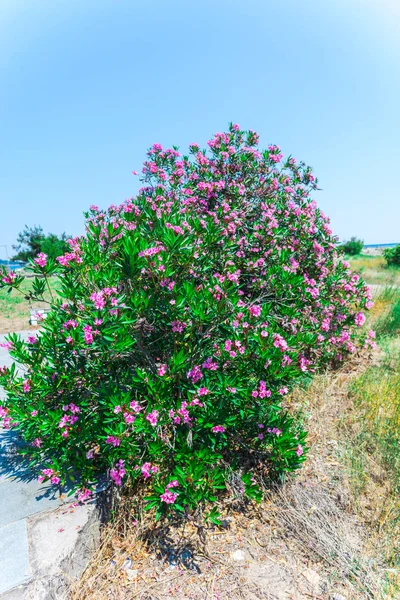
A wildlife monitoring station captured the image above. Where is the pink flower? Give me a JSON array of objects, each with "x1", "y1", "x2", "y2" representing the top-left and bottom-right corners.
[
  {"x1": 56, "y1": 252, "x2": 82, "y2": 267},
  {"x1": 27, "y1": 336, "x2": 37, "y2": 345},
  {"x1": 83, "y1": 325, "x2": 94, "y2": 344},
  {"x1": 202, "y1": 357, "x2": 218, "y2": 370},
  {"x1": 110, "y1": 459, "x2": 126, "y2": 487},
  {"x1": 138, "y1": 244, "x2": 165, "y2": 258},
  {"x1": 166, "y1": 480, "x2": 179, "y2": 489},
  {"x1": 31, "y1": 410, "x2": 38, "y2": 417},
  {"x1": 23, "y1": 380, "x2": 31, "y2": 393},
  {"x1": 34, "y1": 253, "x2": 47, "y2": 268},
  {"x1": 157, "y1": 364, "x2": 167, "y2": 376},
  {"x1": 32, "y1": 438, "x2": 42, "y2": 448},
  {"x1": 0, "y1": 341, "x2": 13, "y2": 351},
  {"x1": 160, "y1": 490, "x2": 178, "y2": 504},
  {"x1": 90, "y1": 291, "x2": 106, "y2": 310},
  {"x1": 171, "y1": 320, "x2": 187, "y2": 333},
  {"x1": 40, "y1": 468, "x2": 54, "y2": 480},
  {"x1": 249, "y1": 304, "x2": 261, "y2": 317},
  {"x1": 77, "y1": 488, "x2": 92, "y2": 502},
  {"x1": 1, "y1": 272, "x2": 16, "y2": 285},
  {"x1": 146, "y1": 410, "x2": 159, "y2": 427},
  {"x1": 197, "y1": 387, "x2": 209, "y2": 396},
  {"x1": 212, "y1": 425, "x2": 225, "y2": 433},
  {"x1": 105, "y1": 435, "x2": 121, "y2": 447},
  {"x1": 86, "y1": 449, "x2": 95, "y2": 459},
  {"x1": 187, "y1": 365, "x2": 202, "y2": 383},
  {"x1": 355, "y1": 312, "x2": 366, "y2": 327},
  {"x1": 141, "y1": 462, "x2": 152, "y2": 478},
  {"x1": 296, "y1": 444, "x2": 304, "y2": 457},
  {"x1": 51, "y1": 476, "x2": 61, "y2": 485},
  {"x1": 63, "y1": 320, "x2": 78, "y2": 330},
  {"x1": 267, "y1": 427, "x2": 282, "y2": 437},
  {"x1": 273, "y1": 334, "x2": 288, "y2": 352},
  {"x1": 299, "y1": 355, "x2": 311, "y2": 372}
]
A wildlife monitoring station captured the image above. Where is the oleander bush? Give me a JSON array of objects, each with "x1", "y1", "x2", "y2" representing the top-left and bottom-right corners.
[
  {"x1": 384, "y1": 245, "x2": 400, "y2": 267},
  {"x1": 0, "y1": 124, "x2": 374, "y2": 520}
]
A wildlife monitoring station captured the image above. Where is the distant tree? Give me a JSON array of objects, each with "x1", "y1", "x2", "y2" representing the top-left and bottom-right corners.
[
  {"x1": 12, "y1": 225, "x2": 70, "y2": 261},
  {"x1": 340, "y1": 237, "x2": 364, "y2": 256},
  {"x1": 384, "y1": 245, "x2": 400, "y2": 267},
  {"x1": 40, "y1": 233, "x2": 70, "y2": 260},
  {"x1": 12, "y1": 225, "x2": 45, "y2": 261}
]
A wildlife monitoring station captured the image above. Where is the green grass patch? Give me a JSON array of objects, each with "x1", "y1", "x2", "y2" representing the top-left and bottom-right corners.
[
  {"x1": 344, "y1": 343, "x2": 400, "y2": 576},
  {"x1": 371, "y1": 287, "x2": 400, "y2": 339}
]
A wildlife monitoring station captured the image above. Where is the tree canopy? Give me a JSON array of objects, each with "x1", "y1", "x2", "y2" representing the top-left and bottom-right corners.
[{"x1": 12, "y1": 225, "x2": 70, "y2": 261}]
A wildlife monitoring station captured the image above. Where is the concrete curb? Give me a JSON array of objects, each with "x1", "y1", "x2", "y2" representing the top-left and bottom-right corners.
[{"x1": 1, "y1": 486, "x2": 114, "y2": 600}]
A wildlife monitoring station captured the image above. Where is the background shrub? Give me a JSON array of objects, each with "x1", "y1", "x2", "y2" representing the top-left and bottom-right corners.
[
  {"x1": 0, "y1": 124, "x2": 373, "y2": 519},
  {"x1": 384, "y1": 245, "x2": 400, "y2": 267},
  {"x1": 340, "y1": 236, "x2": 364, "y2": 256}
]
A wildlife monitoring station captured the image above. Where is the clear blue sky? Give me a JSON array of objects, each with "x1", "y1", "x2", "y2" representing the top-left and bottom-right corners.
[{"x1": 1, "y1": 0, "x2": 399, "y2": 258}]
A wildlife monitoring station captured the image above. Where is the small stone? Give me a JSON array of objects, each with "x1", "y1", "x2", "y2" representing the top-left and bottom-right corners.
[
  {"x1": 220, "y1": 519, "x2": 229, "y2": 529},
  {"x1": 167, "y1": 552, "x2": 178, "y2": 566},
  {"x1": 330, "y1": 595, "x2": 347, "y2": 600},
  {"x1": 302, "y1": 567, "x2": 320, "y2": 587},
  {"x1": 126, "y1": 568, "x2": 138, "y2": 580},
  {"x1": 121, "y1": 557, "x2": 132, "y2": 570},
  {"x1": 231, "y1": 549, "x2": 246, "y2": 561}
]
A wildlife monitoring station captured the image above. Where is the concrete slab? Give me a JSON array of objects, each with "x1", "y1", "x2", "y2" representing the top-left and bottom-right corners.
[
  {"x1": 0, "y1": 520, "x2": 31, "y2": 595},
  {"x1": 0, "y1": 477, "x2": 63, "y2": 527}
]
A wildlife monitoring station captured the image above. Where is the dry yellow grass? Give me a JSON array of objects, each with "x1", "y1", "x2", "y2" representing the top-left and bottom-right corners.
[{"x1": 349, "y1": 254, "x2": 400, "y2": 287}]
